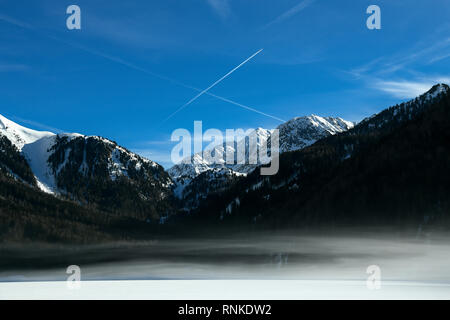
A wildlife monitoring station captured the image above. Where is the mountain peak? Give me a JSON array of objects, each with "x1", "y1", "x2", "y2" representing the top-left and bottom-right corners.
[
  {"x1": 0, "y1": 113, "x2": 170, "y2": 202},
  {"x1": 425, "y1": 83, "x2": 449, "y2": 99},
  {"x1": 0, "y1": 114, "x2": 55, "y2": 151},
  {"x1": 169, "y1": 114, "x2": 354, "y2": 203},
  {"x1": 277, "y1": 115, "x2": 354, "y2": 153}
]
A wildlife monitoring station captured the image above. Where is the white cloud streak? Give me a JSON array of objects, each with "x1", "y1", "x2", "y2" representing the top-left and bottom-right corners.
[
  {"x1": 348, "y1": 37, "x2": 450, "y2": 79},
  {"x1": 373, "y1": 77, "x2": 450, "y2": 99},
  {"x1": 429, "y1": 52, "x2": 450, "y2": 64},
  {"x1": 262, "y1": 0, "x2": 315, "y2": 30},
  {"x1": 0, "y1": 13, "x2": 32, "y2": 29},
  {"x1": 345, "y1": 29, "x2": 450, "y2": 99},
  {"x1": 373, "y1": 81, "x2": 433, "y2": 99}
]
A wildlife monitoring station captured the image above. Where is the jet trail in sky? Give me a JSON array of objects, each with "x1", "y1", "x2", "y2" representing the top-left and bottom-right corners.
[
  {"x1": 206, "y1": 92, "x2": 285, "y2": 122},
  {"x1": 163, "y1": 49, "x2": 264, "y2": 122},
  {"x1": 0, "y1": 16, "x2": 283, "y2": 123}
]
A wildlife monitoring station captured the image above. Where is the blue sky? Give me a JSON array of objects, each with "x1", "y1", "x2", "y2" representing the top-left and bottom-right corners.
[{"x1": 1, "y1": 0, "x2": 449, "y2": 167}]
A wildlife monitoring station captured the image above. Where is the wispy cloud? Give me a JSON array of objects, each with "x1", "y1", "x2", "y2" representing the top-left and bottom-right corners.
[
  {"x1": 428, "y1": 52, "x2": 450, "y2": 64},
  {"x1": 372, "y1": 80, "x2": 433, "y2": 99},
  {"x1": 372, "y1": 76, "x2": 450, "y2": 99},
  {"x1": 378, "y1": 38, "x2": 450, "y2": 75},
  {"x1": 262, "y1": 0, "x2": 315, "y2": 30},
  {"x1": 348, "y1": 37, "x2": 450, "y2": 79},
  {"x1": 0, "y1": 13, "x2": 32, "y2": 29},
  {"x1": 207, "y1": 0, "x2": 232, "y2": 19},
  {"x1": 344, "y1": 28, "x2": 450, "y2": 99}
]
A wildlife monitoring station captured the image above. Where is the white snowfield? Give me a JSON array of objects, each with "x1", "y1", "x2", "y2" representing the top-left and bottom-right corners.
[
  {"x1": 22, "y1": 135, "x2": 58, "y2": 193},
  {"x1": 2, "y1": 279, "x2": 450, "y2": 300}
]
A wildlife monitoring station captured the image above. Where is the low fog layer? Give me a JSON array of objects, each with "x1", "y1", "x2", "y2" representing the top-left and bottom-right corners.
[{"x1": 1, "y1": 230, "x2": 450, "y2": 283}]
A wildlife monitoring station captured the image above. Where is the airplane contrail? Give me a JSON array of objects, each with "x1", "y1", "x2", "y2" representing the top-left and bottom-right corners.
[
  {"x1": 206, "y1": 92, "x2": 285, "y2": 122},
  {"x1": 70, "y1": 45, "x2": 283, "y2": 122},
  {"x1": 164, "y1": 49, "x2": 264, "y2": 122},
  {"x1": 48, "y1": 42, "x2": 285, "y2": 123},
  {"x1": 1, "y1": 16, "x2": 284, "y2": 123}
]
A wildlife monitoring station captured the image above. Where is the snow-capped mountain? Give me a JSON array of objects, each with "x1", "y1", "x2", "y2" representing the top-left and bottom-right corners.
[
  {"x1": 1, "y1": 83, "x2": 449, "y2": 242},
  {"x1": 168, "y1": 115, "x2": 354, "y2": 202},
  {"x1": 169, "y1": 127, "x2": 272, "y2": 176},
  {"x1": 278, "y1": 115, "x2": 354, "y2": 153},
  {"x1": 195, "y1": 83, "x2": 450, "y2": 224},
  {"x1": 0, "y1": 114, "x2": 174, "y2": 221}
]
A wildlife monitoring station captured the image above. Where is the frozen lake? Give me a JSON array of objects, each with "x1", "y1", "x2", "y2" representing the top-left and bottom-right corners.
[{"x1": 1, "y1": 230, "x2": 450, "y2": 299}]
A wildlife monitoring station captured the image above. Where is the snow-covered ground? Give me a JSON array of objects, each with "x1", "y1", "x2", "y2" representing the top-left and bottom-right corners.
[{"x1": 2, "y1": 279, "x2": 450, "y2": 300}]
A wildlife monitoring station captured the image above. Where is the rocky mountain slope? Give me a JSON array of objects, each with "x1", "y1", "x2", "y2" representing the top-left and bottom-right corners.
[
  {"x1": 2, "y1": 83, "x2": 449, "y2": 242},
  {"x1": 0, "y1": 115, "x2": 175, "y2": 223},
  {"x1": 169, "y1": 115, "x2": 354, "y2": 207},
  {"x1": 191, "y1": 84, "x2": 450, "y2": 228}
]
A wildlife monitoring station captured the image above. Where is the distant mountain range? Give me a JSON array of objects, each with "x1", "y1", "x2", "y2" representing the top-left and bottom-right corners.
[
  {"x1": 168, "y1": 115, "x2": 354, "y2": 208},
  {"x1": 1, "y1": 83, "x2": 449, "y2": 242}
]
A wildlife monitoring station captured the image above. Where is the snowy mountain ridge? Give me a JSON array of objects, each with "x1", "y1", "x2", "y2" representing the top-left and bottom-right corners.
[
  {"x1": 278, "y1": 115, "x2": 354, "y2": 153},
  {"x1": 0, "y1": 114, "x2": 171, "y2": 196},
  {"x1": 198, "y1": 83, "x2": 450, "y2": 224},
  {"x1": 359, "y1": 83, "x2": 450, "y2": 127},
  {"x1": 0, "y1": 114, "x2": 55, "y2": 150},
  {"x1": 168, "y1": 115, "x2": 355, "y2": 200}
]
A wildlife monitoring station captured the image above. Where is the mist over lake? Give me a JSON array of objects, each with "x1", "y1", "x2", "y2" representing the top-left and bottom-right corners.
[{"x1": 1, "y1": 229, "x2": 449, "y2": 281}]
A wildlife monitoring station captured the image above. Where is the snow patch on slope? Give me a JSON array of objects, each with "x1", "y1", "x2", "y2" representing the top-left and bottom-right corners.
[{"x1": 22, "y1": 135, "x2": 58, "y2": 194}]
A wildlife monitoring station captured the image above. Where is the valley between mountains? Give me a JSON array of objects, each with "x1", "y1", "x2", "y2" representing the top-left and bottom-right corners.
[{"x1": 1, "y1": 84, "x2": 449, "y2": 243}]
